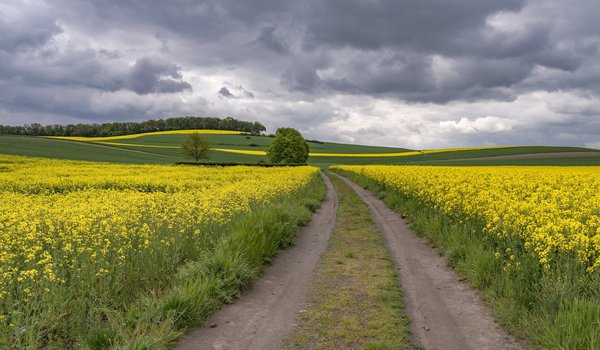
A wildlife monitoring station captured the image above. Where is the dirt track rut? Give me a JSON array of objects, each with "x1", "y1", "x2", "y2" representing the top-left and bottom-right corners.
[
  {"x1": 174, "y1": 174, "x2": 338, "y2": 350},
  {"x1": 336, "y1": 173, "x2": 523, "y2": 350}
]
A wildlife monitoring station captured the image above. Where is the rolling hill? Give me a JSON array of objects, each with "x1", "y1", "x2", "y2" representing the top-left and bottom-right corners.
[{"x1": 1, "y1": 130, "x2": 599, "y2": 166}]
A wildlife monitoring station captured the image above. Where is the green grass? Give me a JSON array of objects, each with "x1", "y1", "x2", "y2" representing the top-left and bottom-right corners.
[
  {"x1": 72, "y1": 172, "x2": 325, "y2": 349},
  {"x1": 336, "y1": 170, "x2": 600, "y2": 350},
  {"x1": 0, "y1": 135, "x2": 265, "y2": 164},
  {"x1": 286, "y1": 174, "x2": 414, "y2": 350},
  {"x1": 416, "y1": 156, "x2": 600, "y2": 166},
  {"x1": 0, "y1": 158, "x2": 326, "y2": 349},
  {"x1": 86, "y1": 133, "x2": 411, "y2": 153},
  {"x1": 0, "y1": 135, "x2": 176, "y2": 164},
  {"x1": 308, "y1": 141, "x2": 411, "y2": 154},
  {"x1": 311, "y1": 146, "x2": 598, "y2": 167},
  {"x1": 2, "y1": 134, "x2": 598, "y2": 166},
  {"x1": 87, "y1": 134, "x2": 416, "y2": 165},
  {"x1": 413, "y1": 145, "x2": 595, "y2": 160},
  {"x1": 111, "y1": 175, "x2": 325, "y2": 349}
]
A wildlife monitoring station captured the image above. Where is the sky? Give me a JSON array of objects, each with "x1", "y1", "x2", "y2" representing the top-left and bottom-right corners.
[{"x1": 1, "y1": 0, "x2": 599, "y2": 149}]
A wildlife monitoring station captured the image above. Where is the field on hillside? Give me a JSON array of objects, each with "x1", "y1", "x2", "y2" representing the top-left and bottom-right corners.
[
  {"x1": 47, "y1": 131, "x2": 415, "y2": 162},
  {"x1": 3, "y1": 131, "x2": 599, "y2": 166},
  {"x1": 0, "y1": 154, "x2": 322, "y2": 348},
  {"x1": 333, "y1": 165, "x2": 600, "y2": 349},
  {"x1": 0, "y1": 136, "x2": 177, "y2": 163}
]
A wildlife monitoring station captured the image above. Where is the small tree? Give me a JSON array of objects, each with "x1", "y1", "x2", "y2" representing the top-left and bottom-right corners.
[
  {"x1": 181, "y1": 132, "x2": 211, "y2": 162},
  {"x1": 267, "y1": 127, "x2": 309, "y2": 164}
]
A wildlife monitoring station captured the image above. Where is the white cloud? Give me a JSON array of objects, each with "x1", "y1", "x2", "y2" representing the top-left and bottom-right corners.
[
  {"x1": 585, "y1": 141, "x2": 600, "y2": 149},
  {"x1": 439, "y1": 116, "x2": 517, "y2": 134}
]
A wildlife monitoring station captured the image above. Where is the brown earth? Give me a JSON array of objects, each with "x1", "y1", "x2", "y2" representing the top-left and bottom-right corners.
[
  {"x1": 336, "y1": 173, "x2": 524, "y2": 350},
  {"x1": 174, "y1": 174, "x2": 338, "y2": 350}
]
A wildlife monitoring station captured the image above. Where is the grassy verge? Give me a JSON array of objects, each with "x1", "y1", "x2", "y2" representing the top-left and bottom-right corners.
[
  {"x1": 4, "y1": 174, "x2": 326, "y2": 350},
  {"x1": 94, "y1": 175, "x2": 326, "y2": 350},
  {"x1": 335, "y1": 170, "x2": 600, "y2": 350},
  {"x1": 286, "y1": 174, "x2": 414, "y2": 350}
]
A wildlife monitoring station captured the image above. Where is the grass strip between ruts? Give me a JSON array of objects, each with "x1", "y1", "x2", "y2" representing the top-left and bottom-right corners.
[
  {"x1": 286, "y1": 174, "x2": 414, "y2": 350},
  {"x1": 334, "y1": 169, "x2": 600, "y2": 350}
]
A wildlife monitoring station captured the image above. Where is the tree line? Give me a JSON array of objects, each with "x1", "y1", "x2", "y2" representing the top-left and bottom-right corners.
[{"x1": 0, "y1": 116, "x2": 266, "y2": 137}]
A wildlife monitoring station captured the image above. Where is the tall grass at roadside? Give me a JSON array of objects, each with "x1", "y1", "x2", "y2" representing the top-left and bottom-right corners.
[
  {"x1": 0, "y1": 154, "x2": 322, "y2": 349},
  {"x1": 95, "y1": 177, "x2": 326, "y2": 349},
  {"x1": 333, "y1": 167, "x2": 600, "y2": 350}
]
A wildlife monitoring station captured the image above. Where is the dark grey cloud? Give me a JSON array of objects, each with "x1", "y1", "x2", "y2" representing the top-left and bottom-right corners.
[
  {"x1": 52, "y1": 0, "x2": 297, "y2": 44},
  {"x1": 319, "y1": 51, "x2": 436, "y2": 97},
  {"x1": 290, "y1": 0, "x2": 592, "y2": 103},
  {"x1": 218, "y1": 87, "x2": 234, "y2": 98},
  {"x1": 0, "y1": 8, "x2": 61, "y2": 52},
  {"x1": 0, "y1": 0, "x2": 599, "y2": 148},
  {"x1": 127, "y1": 57, "x2": 191, "y2": 94},
  {"x1": 0, "y1": 48, "x2": 126, "y2": 92},
  {"x1": 241, "y1": 87, "x2": 255, "y2": 99},
  {"x1": 219, "y1": 84, "x2": 256, "y2": 99},
  {"x1": 256, "y1": 26, "x2": 289, "y2": 54},
  {"x1": 303, "y1": 0, "x2": 524, "y2": 53},
  {"x1": 281, "y1": 64, "x2": 321, "y2": 93}
]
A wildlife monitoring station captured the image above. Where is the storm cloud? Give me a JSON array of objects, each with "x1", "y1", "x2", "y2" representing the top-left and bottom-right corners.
[
  {"x1": 127, "y1": 57, "x2": 191, "y2": 94},
  {"x1": 0, "y1": 0, "x2": 599, "y2": 148}
]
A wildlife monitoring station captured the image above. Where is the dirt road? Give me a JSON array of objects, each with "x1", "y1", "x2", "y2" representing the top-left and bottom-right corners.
[
  {"x1": 174, "y1": 174, "x2": 338, "y2": 350},
  {"x1": 175, "y1": 172, "x2": 523, "y2": 350},
  {"x1": 336, "y1": 173, "x2": 523, "y2": 350}
]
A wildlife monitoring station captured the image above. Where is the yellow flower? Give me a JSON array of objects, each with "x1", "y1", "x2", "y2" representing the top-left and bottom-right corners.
[
  {"x1": 333, "y1": 164, "x2": 600, "y2": 272},
  {"x1": 0, "y1": 154, "x2": 320, "y2": 313}
]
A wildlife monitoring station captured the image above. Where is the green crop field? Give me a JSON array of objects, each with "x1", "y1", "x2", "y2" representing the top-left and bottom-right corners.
[
  {"x1": 1, "y1": 132, "x2": 598, "y2": 166},
  {"x1": 417, "y1": 157, "x2": 600, "y2": 166},
  {"x1": 0, "y1": 136, "x2": 176, "y2": 164},
  {"x1": 53, "y1": 133, "x2": 411, "y2": 154}
]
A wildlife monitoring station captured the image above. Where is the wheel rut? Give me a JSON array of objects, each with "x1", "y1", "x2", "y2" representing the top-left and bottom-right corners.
[
  {"x1": 335, "y1": 173, "x2": 524, "y2": 350},
  {"x1": 174, "y1": 174, "x2": 338, "y2": 350}
]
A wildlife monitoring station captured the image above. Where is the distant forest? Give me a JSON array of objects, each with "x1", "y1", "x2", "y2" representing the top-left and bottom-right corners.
[{"x1": 0, "y1": 116, "x2": 266, "y2": 137}]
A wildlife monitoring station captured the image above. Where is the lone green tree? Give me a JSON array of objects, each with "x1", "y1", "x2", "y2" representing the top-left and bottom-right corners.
[
  {"x1": 181, "y1": 132, "x2": 211, "y2": 162},
  {"x1": 267, "y1": 127, "x2": 309, "y2": 164}
]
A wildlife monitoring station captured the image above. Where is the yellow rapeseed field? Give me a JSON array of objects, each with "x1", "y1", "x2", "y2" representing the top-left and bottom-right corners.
[
  {"x1": 332, "y1": 165, "x2": 600, "y2": 272},
  {"x1": 0, "y1": 154, "x2": 319, "y2": 334}
]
